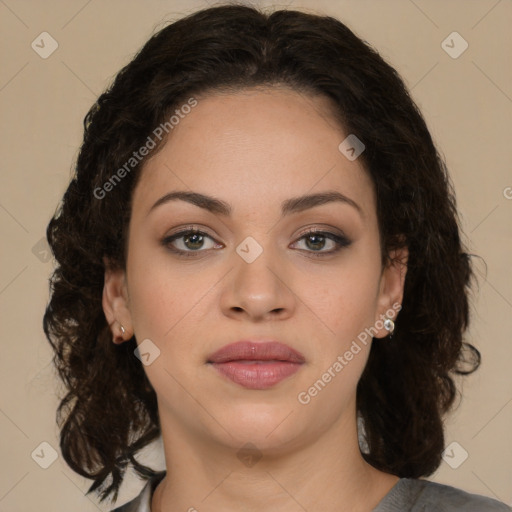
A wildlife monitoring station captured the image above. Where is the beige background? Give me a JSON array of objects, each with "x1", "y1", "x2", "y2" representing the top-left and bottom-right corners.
[{"x1": 0, "y1": 0, "x2": 511, "y2": 510}]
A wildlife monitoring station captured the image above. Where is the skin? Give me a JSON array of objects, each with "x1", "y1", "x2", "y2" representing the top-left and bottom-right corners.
[{"x1": 103, "y1": 86, "x2": 408, "y2": 512}]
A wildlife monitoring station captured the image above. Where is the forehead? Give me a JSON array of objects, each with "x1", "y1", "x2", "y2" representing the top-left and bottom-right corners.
[{"x1": 132, "y1": 87, "x2": 375, "y2": 220}]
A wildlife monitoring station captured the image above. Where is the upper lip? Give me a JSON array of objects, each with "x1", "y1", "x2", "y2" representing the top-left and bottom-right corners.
[{"x1": 207, "y1": 340, "x2": 305, "y2": 364}]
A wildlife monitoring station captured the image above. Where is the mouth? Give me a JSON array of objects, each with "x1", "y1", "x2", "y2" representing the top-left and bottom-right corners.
[{"x1": 207, "y1": 340, "x2": 305, "y2": 390}]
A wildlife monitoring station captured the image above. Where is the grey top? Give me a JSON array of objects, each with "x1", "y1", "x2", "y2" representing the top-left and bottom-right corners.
[{"x1": 111, "y1": 471, "x2": 511, "y2": 511}]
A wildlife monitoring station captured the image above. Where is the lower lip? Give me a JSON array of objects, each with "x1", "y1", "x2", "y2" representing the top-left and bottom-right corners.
[{"x1": 210, "y1": 360, "x2": 303, "y2": 389}]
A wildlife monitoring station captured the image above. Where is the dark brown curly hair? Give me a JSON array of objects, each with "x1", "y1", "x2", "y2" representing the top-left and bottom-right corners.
[{"x1": 43, "y1": 3, "x2": 481, "y2": 504}]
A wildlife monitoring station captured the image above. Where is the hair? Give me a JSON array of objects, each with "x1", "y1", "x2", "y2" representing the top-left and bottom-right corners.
[{"x1": 43, "y1": 2, "x2": 481, "y2": 504}]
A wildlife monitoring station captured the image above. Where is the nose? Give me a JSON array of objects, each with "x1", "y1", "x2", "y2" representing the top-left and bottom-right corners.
[{"x1": 219, "y1": 241, "x2": 296, "y2": 322}]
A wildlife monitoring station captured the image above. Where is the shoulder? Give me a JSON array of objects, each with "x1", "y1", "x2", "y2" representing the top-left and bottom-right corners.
[
  {"x1": 374, "y1": 478, "x2": 511, "y2": 511},
  {"x1": 110, "y1": 471, "x2": 166, "y2": 512},
  {"x1": 418, "y1": 479, "x2": 511, "y2": 511},
  {"x1": 110, "y1": 474, "x2": 511, "y2": 512}
]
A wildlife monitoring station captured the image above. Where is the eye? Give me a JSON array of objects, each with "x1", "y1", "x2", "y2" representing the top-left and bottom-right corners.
[
  {"x1": 161, "y1": 227, "x2": 352, "y2": 259},
  {"x1": 291, "y1": 229, "x2": 352, "y2": 256},
  {"x1": 162, "y1": 228, "x2": 221, "y2": 257}
]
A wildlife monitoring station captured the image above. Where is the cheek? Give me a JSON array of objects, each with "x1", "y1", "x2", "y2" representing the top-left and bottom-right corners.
[
  {"x1": 126, "y1": 240, "x2": 202, "y2": 336},
  {"x1": 294, "y1": 267, "x2": 379, "y2": 413},
  {"x1": 125, "y1": 244, "x2": 220, "y2": 379},
  {"x1": 128, "y1": 275, "x2": 180, "y2": 337},
  {"x1": 296, "y1": 255, "x2": 382, "y2": 342},
  {"x1": 125, "y1": 251, "x2": 207, "y2": 397}
]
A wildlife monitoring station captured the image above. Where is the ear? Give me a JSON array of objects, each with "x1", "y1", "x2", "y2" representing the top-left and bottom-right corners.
[
  {"x1": 373, "y1": 245, "x2": 408, "y2": 339},
  {"x1": 102, "y1": 259, "x2": 133, "y2": 344}
]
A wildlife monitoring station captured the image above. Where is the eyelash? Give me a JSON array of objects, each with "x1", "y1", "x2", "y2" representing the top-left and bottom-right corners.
[{"x1": 161, "y1": 227, "x2": 352, "y2": 258}]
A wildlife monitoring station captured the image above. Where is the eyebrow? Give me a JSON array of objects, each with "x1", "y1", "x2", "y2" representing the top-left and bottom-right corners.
[{"x1": 148, "y1": 190, "x2": 363, "y2": 218}]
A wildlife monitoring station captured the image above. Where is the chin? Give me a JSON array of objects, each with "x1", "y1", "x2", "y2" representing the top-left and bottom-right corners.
[{"x1": 212, "y1": 402, "x2": 306, "y2": 451}]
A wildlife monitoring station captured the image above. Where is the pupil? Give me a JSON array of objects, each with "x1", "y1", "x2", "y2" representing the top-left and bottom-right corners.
[
  {"x1": 307, "y1": 234, "x2": 325, "y2": 250},
  {"x1": 186, "y1": 233, "x2": 203, "y2": 249}
]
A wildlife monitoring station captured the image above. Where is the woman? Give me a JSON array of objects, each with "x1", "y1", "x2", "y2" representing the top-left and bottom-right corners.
[{"x1": 43, "y1": 4, "x2": 511, "y2": 511}]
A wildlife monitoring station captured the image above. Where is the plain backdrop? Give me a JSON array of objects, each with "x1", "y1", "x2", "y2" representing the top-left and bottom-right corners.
[{"x1": 0, "y1": 0, "x2": 511, "y2": 510}]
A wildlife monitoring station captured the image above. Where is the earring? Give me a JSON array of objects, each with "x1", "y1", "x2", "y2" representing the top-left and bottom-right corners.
[
  {"x1": 113, "y1": 323, "x2": 127, "y2": 344},
  {"x1": 383, "y1": 317, "x2": 395, "y2": 335}
]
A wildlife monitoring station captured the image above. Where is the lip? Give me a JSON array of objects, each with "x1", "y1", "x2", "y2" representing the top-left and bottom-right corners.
[{"x1": 207, "y1": 341, "x2": 305, "y2": 390}]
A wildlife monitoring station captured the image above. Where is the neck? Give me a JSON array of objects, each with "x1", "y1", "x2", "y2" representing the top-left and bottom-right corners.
[{"x1": 152, "y1": 404, "x2": 399, "y2": 512}]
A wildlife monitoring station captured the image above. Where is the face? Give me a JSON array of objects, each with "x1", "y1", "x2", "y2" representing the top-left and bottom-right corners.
[{"x1": 103, "y1": 87, "x2": 407, "y2": 453}]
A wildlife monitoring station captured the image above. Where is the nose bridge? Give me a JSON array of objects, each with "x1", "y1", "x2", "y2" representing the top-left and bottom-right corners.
[
  {"x1": 236, "y1": 233, "x2": 281, "y2": 294},
  {"x1": 222, "y1": 233, "x2": 294, "y2": 318}
]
